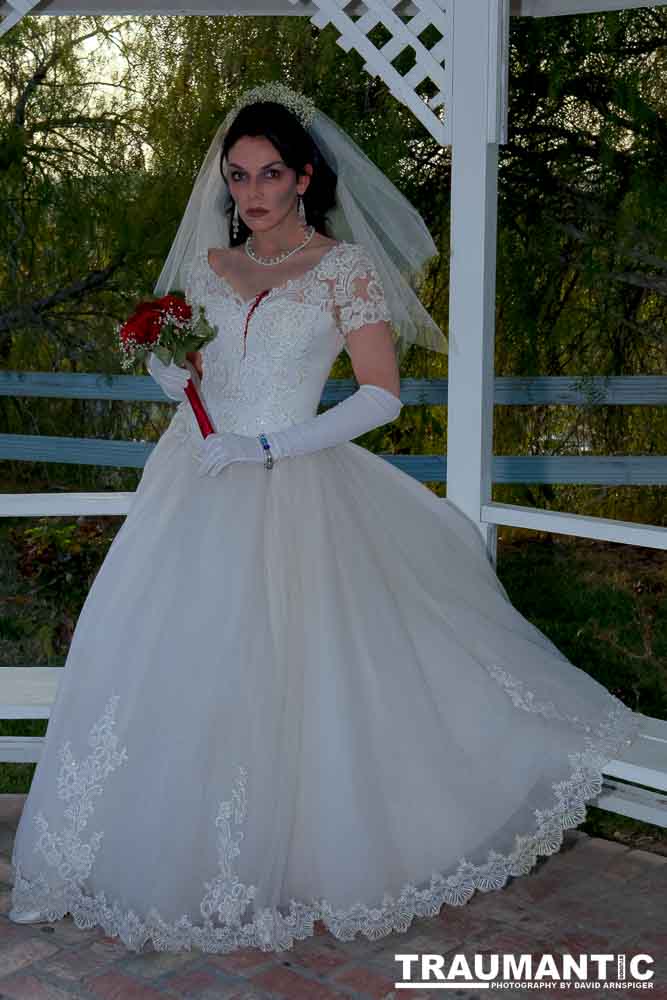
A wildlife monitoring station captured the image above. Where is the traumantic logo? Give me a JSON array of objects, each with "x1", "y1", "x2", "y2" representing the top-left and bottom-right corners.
[{"x1": 394, "y1": 951, "x2": 654, "y2": 990}]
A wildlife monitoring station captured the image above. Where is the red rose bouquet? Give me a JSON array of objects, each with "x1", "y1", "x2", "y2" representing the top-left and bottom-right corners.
[{"x1": 118, "y1": 292, "x2": 217, "y2": 438}]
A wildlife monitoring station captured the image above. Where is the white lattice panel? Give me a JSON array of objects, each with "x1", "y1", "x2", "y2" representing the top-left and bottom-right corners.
[
  {"x1": 289, "y1": 0, "x2": 452, "y2": 144},
  {"x1": 0, "y1": 0, "x2": 40, "y2": 35}
]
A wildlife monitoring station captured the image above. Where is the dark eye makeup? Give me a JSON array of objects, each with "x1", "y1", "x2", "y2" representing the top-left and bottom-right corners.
[{"x1": 230, "y1": 169, "x2": 281, "y2": 181}]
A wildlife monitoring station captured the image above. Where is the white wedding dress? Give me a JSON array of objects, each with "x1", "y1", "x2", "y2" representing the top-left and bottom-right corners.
[{"x1": 10, "y1": 240, "x2": 642, "y2": 955}]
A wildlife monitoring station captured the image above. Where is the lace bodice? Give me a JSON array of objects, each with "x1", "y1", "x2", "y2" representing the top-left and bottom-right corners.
[{"x1": 171, "y1": 240, "x2": 391, "y2": 438}]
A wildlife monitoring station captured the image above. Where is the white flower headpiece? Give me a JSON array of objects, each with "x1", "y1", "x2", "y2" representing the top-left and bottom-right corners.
[{"x1": 222, "y1": 82, "x2": 317, "y2": 135}]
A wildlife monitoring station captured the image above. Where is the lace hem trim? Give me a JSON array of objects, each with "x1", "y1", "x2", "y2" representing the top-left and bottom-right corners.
[{"x1": 11, "y1": 691, "x2": 642, "y2": 955}]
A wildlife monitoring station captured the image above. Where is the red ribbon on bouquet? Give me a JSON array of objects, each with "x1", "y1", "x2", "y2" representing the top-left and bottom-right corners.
[{"x1": 183, "y1": 360, "x2": 215, "y2": 439}]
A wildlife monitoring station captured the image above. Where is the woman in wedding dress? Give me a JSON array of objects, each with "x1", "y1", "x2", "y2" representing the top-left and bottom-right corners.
[{"x1": 9, "y1": 82, "x2": 642, "y2": 955}]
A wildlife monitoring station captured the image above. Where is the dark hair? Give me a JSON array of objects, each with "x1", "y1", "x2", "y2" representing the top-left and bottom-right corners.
[{"x1": 219, "y1": 101, "x2": 338, "y2": 247}]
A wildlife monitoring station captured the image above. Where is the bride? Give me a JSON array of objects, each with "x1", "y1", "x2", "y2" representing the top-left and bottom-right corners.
[{"x1": 8, "y1": 82, "x2": 642, "y2": 955}]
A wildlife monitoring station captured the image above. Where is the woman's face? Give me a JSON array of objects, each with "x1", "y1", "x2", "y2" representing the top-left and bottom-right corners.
[{"x1": 224, "y1": 135, "x2": 311, "y2": 233}]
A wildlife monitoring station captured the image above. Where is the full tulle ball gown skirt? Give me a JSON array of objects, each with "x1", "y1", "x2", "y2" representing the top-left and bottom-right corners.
[{"x1": 10, "y1": 241, "x2": 643, "y2": 953}]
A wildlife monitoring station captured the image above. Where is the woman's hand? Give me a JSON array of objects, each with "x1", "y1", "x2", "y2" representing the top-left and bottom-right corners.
[
  {"x1": 194, "y1": 432, "x2": 266, "y2": 476},
  {"x1": 145, "y1": 352, "x2": 190, "y2": 401}
]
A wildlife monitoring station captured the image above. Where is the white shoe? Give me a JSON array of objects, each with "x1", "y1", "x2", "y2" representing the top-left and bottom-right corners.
[{"x1": 8, "y1": 906, "x2": 52, "y2": 924}]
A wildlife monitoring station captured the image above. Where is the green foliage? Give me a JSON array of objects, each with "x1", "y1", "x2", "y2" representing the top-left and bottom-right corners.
[
  {"x1": 496, "y1": 533, "x2": 667, "y2": 721},
  {"x1": 6, "y1": 516, "x2": 118, "y2": 656}
]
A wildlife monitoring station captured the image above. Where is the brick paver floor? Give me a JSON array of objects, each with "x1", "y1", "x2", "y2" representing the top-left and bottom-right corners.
[{"x1": 0, "y1": 794, "x2": 664, "y2": 999}]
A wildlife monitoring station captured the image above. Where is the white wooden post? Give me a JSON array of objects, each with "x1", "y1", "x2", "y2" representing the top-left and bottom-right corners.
[{"x1": 445, "y1": 0, "x2": 508, "y2": 568}]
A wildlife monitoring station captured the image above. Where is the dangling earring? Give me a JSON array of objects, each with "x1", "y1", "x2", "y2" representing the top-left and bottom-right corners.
[
  {"x1": 232, "y1": 201, "x2": 239, "y2": 239},
  {"x1": 297, "y1": 194, "x2": 307, "y2": 225}
]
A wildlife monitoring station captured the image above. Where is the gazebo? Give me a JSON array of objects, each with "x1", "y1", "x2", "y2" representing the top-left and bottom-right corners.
[{"x1": 1, "y1": 0, "x2": 666, "y2": 829}]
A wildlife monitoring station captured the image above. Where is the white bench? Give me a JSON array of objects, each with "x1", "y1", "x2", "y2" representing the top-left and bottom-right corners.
[
  {"x1": 594, "y1": 713, "x2": 667, "y2": 828},
  {"x1": 1, "y1": 666, "x2": 666, "y2": 828},
  {"x1": 1, "y1": 667, "x2": 63, "y2": 763}
]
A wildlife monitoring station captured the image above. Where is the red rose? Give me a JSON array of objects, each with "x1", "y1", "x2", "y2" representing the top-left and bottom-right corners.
[
  {"x1": 119, "y1": 302, "x2": 164, "y2": 348},
  {"x1": 133, "y1": 300, "x2": 161, "y2": 316},
  {"x1": 158, "y1": 294, "x2": 192, "y2": 323}
]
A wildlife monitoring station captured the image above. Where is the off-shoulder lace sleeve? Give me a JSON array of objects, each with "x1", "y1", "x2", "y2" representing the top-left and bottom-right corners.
[{"x1": 334, "y1": 244, "x2": 392, "y2": 338}]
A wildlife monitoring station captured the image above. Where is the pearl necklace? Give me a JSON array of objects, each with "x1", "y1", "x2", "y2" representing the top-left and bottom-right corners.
[{"x1": 245, "y1": 225, "x2": 316, "y2": 267}]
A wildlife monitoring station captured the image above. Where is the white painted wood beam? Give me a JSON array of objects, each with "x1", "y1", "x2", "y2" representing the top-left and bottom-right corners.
[{"x1": 445, "y1": 0, "x2": 506, "y2": 563}]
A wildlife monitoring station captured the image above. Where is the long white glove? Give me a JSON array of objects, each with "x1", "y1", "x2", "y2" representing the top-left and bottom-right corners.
[
  {"x1": 146, "y1": 352, "x2": 190, "y2": 402},
  {"x1": 195, "y1": 383, "x2": 403, "y2": 477}
]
